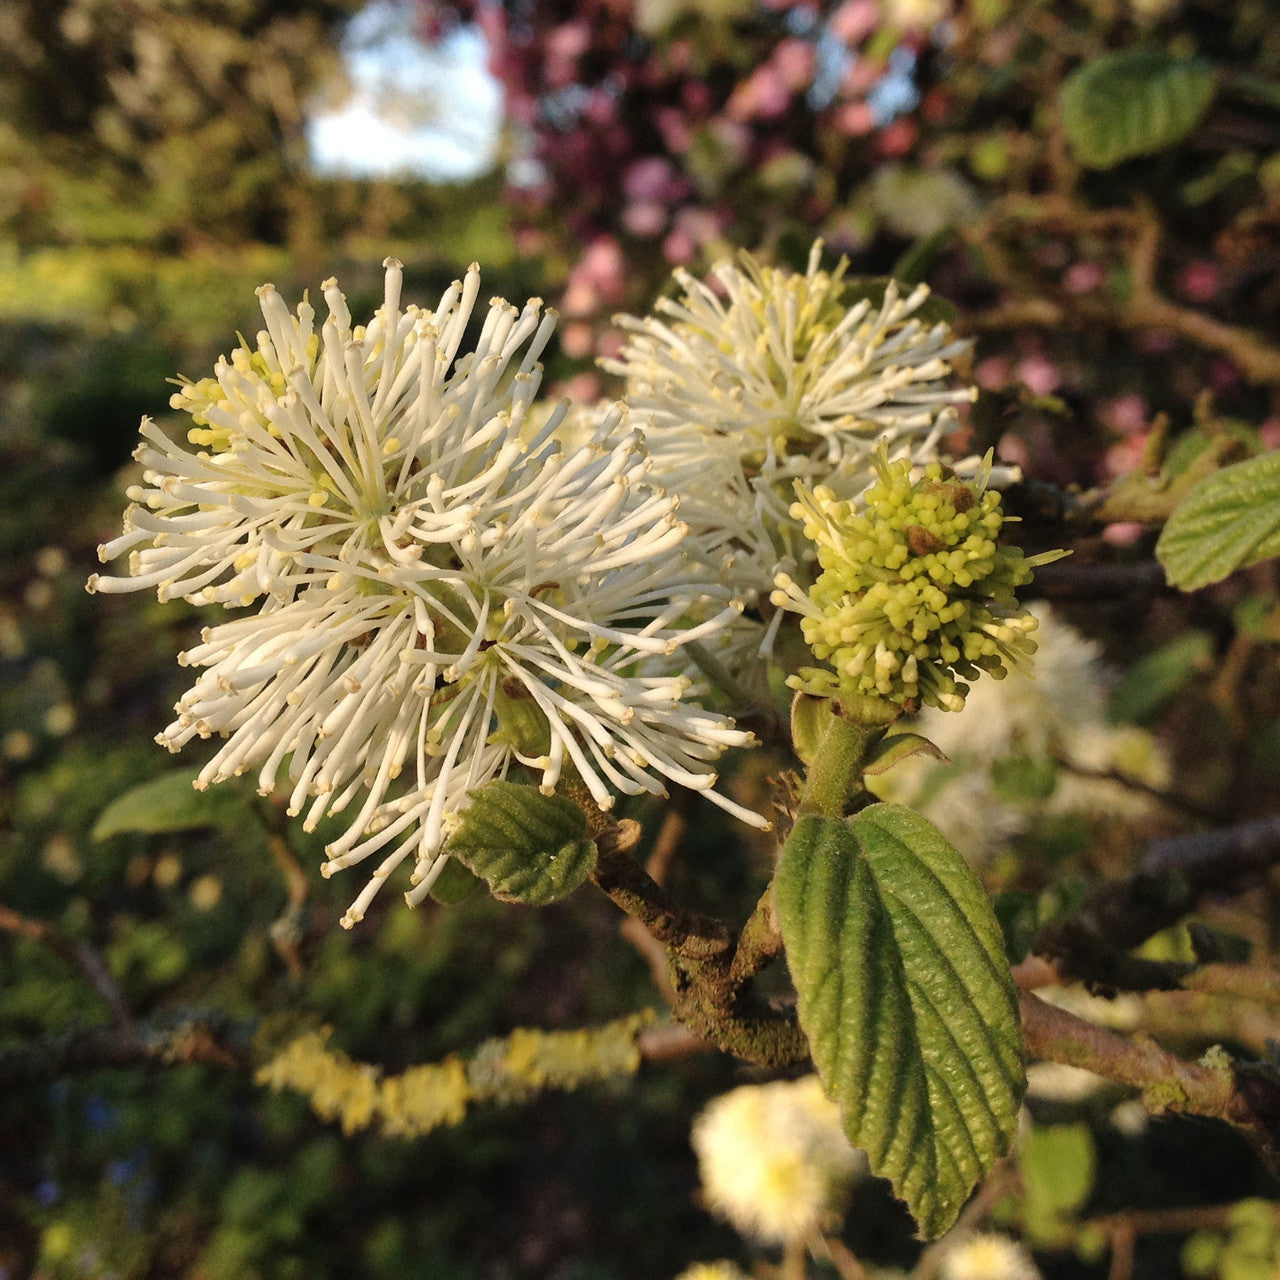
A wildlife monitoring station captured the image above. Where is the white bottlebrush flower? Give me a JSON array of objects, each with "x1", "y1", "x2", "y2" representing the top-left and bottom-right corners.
[
  {"x1": 90, "y1": 262, "x2": 554, "y2": 608},
  {"x1": 913, "y1": 603, "x2": 1108, "y2": 765},
  {"x1": 938, "y1": 1232, "x2": 1041, "y2": 1280},
  {"x1": 606, "y1": 241, "x2": 972, "y2": 479},
  {"x1": 603, "y1": 242, "x2": 975, "y2": 660},
  {"x1": 691, "y1": 1075, "x2": 865, "y2": 1247},
  {"x1": 91, "y1": 262, "x2": 763, "y2": 926},
  {"x1": 870, "y1": 604, "x2": 1169, "y2": 860}
]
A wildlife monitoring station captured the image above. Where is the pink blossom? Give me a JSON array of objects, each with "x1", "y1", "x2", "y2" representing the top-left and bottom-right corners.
[
  {"x1": 843, "y1": 58, "x2": 883, "y2": 94},
  {"x1": 877, "y1": 118, "x2": 918, "y2": 156},
  {"x1": 1063, "y1": 262, "x2": 1105, "y2": 294},
  {"x1": 622, "y1": 202, "x2": 668, "y2": 236},
  {"x1": 1260, "y1": 418, "x2": 1280, "y2": 450},
  {"x1": 1102, "y1": 521, "x2": 1144, "y2": 547},
  {"x1": 584, "y1": 89, "x2": 617, "y2": 126},
  {"x1": 975, "y1": 356, "x2": 1011, "y2": 390},
  {"x1": 711, "y1": 118, "x2": 750, "y2": 161},
  {"x1": 772, "y1": 38, "x2": 818, "y2": 91},
  {"x1": 1106, "y1": 436, "x2": 1147, "y2": 477},
  {"x1": 656, "y1": 106, "x2": 692, "y2": 153},
  {"x1": 996, "y1": 431, "x2": 1030, "y2": 468},
  {"x1": 514, "y1": 227, "x2": 546, "y2": 256},
  {"x1": 683, "y1": 80, "x2": 713, "y2": 114},
  {"x1": 673, "y1": 204, "x2": 724, "y2": 247},
  {"x1": 663, "y1": 226, "x2": 697, "y2": 264},
  {"x1": 546, "y1": 20, "x2": 590, "y2": 62},
  {"x1": 549, "y1": 371, "x2": 603, "y2": 402},
  {"x1": 560, "y1": 321, "x2": 594, "y2": 359},
  {"x1": 1017, "y1": 354, "x2": 1060, "y2": 397},
  {"x1": 832, "y1": 101, "x2": 875, "y2": 135},
  {"x1": 595, "y1": 328, "x2": 625, "y2": 361},
  {"x1": 666, "y1": 40, "x2": 694, "y2": 73},
  {"x1": 830, "y1": 0, "x2": 880, "y2": 44},
  {"x1": 624, "y1": 156, "x2": 678, "y2": 202},
  {"x1": 1101, "y1": 394, "x2": 1148, "y2": 436},
  {"x1": 727, "y1": 64, "x2": 792, "y2": 121},
  {"x1": 1177, "y1": 260, "x2": 1220, "y2": 303},
  {"x1": 579, "y1": 236, "x2": 627, "y2": 295}
]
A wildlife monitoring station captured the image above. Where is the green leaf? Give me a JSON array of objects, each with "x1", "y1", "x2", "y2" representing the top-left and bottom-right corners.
[
  {"x1": 991, "y1": 754, "x2": 1058, "y2": 803},
  {"x1": 428, "y1": 857, "x2": 482, "y2": 905},
  {"x1": 862, "y1": 732, "x2": 949, "y2": 777},
  {"x1": 1060, "y1": 50, "x2": 1217, "y2": 169},
  {"x1": 1108, "y1": 630, "x2": 1213, "y2": 723},
  {"x1": 91, "y1": 768, "x2": 247, "y2": 841},
  {"x1": 775, "y1": 804, "x2": 1024, "y2": 1238},
  {"x1": 1022, "y1": 1122, "x2": 1096, "y2": 1216},
  {"x1": 445, "y1": 781, "x2": 597, "y2": 905},
  {"x1": 1156, "y1": 451, "x2": 1280, "y2": 590}
]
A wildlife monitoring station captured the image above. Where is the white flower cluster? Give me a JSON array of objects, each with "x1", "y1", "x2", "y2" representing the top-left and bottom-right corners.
[
  {"x1": 691, "y1": 1075, "x2": 866, "y2": 1247},
  {"x1": 91, "y1": 261, "x2": 762, "y2": 925},
  {"x1": 605, "y1": 242, "x2": 976, "y2": 659},
  {"x1": 938, "y1": 1232, "x2": 1041, "y2": 1280},
  {"x1": 870, "y1": 603, "x2": 1171, "y2": 861}
]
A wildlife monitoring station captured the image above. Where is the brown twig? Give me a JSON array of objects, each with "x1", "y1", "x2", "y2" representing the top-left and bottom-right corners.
[
  {"x1": 0, "y1": 1009, "x2": 717, "y2": 1087},
  {"x1": 257, "y1": 797, "x2": 311, "y2": 979},
  {"x1": 0, "y1": 1014, "x2": 251, "y2": 1088},
  {"x1": 1087, "y1": 1201, "x2": 1277, "y2": 1237},
  {"x1": 581, "y1": 798, "x2": 809, "y2": 1068},
  {"x1": 619, "y1": 918, "x2": 679, "y2": 1004},
  {"x1": 615, "y1": 808, "x2": 696, "y2": 1000},
  {"x1": 820, "y1": 1234, "x2": 872, "y2": 1280},
  {"x1": 1108, "y1": 1221, "x2": 1136, "y2": 1280},
  {"x1": 1035, "y1": 814, "x2": 1280, "y2": 990},
  {"x1": 961, "y1": 195, "x2": 1280, "y2": 385},
  {"x1": 1020, "y1": 992, "x2": 1280, "y2": 1178},
  {"x1": 1052, "y1": 756, "x2": 1218, "y2": 824},
  {"x1": 644, "y1": 809, "x2": 686, "y2": 886},
  {"x1": 0, "y1": 903, "x2": 133, "y2": 1031}
]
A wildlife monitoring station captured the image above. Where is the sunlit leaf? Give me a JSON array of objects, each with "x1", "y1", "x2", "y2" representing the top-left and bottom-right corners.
[
  {"x1": 1060, "y1": 51, "x2": 1216, "y2": 169},
  {"x1": 91, "y1": 768, "x2": 247, "y2": 841},
  {"x1": 1156, "y1": 451, "x2": 1280, "y2": 590},
  {"x1": 445, "y1": 781, "x2": 596, "y2": 905},
  {"x1": 775, "y1": 805, "x2": 1024, "y2": 1238}
]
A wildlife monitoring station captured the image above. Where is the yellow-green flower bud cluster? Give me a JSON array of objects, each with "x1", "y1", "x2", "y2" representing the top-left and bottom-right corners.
[{"x1": 773, "y1": 455, "x2": 1057, "y2": 712}]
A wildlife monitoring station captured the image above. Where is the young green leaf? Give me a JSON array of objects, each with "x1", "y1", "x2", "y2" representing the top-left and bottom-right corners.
[
  {"x1": 445, "y1": 781, "x2": 597, "y2": 905},
  {"x1": 1060, "y1": 50, "x2": 1217, "y2": 169},
  {"x1": 91, "y1": 768, "x2": 247, "y2": 841},
  {"x1": 862, "y1": 732, "x2": 949, "y2": 777},
  {"x1": 775, "y1": 804, "x2": 1025, "y2": 1238},
  {"x1": 1156, "y1": 451, "x2": 1280, "y2": 590}
]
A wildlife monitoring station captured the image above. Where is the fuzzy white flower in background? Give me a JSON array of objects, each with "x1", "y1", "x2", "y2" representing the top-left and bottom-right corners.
[
  {"x1": 691, "y1": 1075, "x2": 866, "y2": 1247},
  {"x1": 913, "y1": 603, "x2": 1107, "y2": 765},
  {"x1": 870, "y1": 603, "x2": 1170, "y2": 861},
  {"x1": 1025, "y1": 1061, "x2": 1109, "y2": 1104},
  {"x1": 91, "y1": 262, "x2": 764, "y2": 927},
  {"x1": 672, "y1": 1264, "x2": 752, "y2": 1280},
  {"x1": 603, "y1": 243, "x2": 976, "y2": 674},
  {"x1": 937, "y1": 1232, "x2": 1041, "y2": 1280}
]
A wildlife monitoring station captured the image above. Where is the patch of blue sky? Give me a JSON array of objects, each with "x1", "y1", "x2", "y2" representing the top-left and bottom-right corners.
[
  {"x1": 307, "y1": 2, "x2": 501, "y2": 182},
  {"x1": 809, "y1": 26, "x2": 855, "y2": 110},
  {"x1": 867, "y1": 46, "x2": 919, "y2": 123}
]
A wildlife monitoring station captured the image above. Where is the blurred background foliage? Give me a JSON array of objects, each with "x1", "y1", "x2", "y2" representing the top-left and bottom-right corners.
[{"x1": 1, "y1": 0, "x2": 1279, "y2": 1277}]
